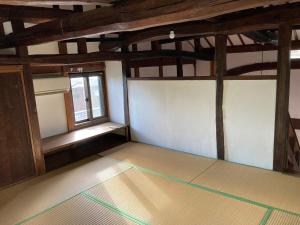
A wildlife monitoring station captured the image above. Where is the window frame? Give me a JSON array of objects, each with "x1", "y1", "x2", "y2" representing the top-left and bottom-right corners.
[{"x1": 65, "y1": 71, "x2": 109, "y2": 131}]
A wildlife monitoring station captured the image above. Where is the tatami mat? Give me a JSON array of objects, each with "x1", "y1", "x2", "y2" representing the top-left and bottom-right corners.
[
  {"x1": 20, "y1": 194, "x2": 138, "y2": 225},
  {"x1": 266, "y1": 210, "x2": 300, "y2": 225},
  {"x1": 0, "y1": 156, "x2": 131, "y2": 225},
  {"x1": 100, "y1": 142, "x2": 216, "y2": 181},
  {"x1": 193, "y1": 161, "x2": 300, "y2": 214},
  {"x1": 86, "y1": 169, "x2": 267, "y2": 225}
]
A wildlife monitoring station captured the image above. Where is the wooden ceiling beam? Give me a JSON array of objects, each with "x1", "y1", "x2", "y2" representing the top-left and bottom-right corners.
[
  {"x1": 0, "y1": 4, "x2": 73, "y2": 23},
  {"x1": 0, "y1": 49, "x2": 212, "y2": 66},
  {"x1": 0, "y1": 0, "x2": 297, "y2": 48},
  {"x1": 226, "y1": 60, "x2": 300, "y2": 76},
  {"x1": 0, "y1": 0, "x2": 115, "y2": 5},
  {"x1": 119, "y1": 3, "x2": 300, "y2": 49}
]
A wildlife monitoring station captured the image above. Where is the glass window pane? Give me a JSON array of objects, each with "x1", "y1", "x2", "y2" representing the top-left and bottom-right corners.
[
  {"x1": 89, "y1": 76, "x2": 104, "y2": 118},
  {"x1": 70, "y1": 77, "x2": 88, "y2": 122}
]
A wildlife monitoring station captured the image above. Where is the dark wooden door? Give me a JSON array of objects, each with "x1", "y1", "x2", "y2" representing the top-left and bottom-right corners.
[{"x1": 0, "y1": 73, "x2": 35, "y2": 186}]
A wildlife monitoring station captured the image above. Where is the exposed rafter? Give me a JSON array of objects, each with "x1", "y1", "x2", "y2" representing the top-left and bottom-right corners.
[
  {"x1": 244, "y1": 30, "x2": 278, "y2": 44},
  {"x1": 0, "y1": 0, "x2": 298, "y2": 48}
]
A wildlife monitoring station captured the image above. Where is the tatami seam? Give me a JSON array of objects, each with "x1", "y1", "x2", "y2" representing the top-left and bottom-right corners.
[{"x1": 189, "y1": 160, "x2": 219, "y2": 183}]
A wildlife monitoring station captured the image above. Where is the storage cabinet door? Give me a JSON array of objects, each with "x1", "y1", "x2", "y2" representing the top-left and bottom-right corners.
[{"x1": 0, "y1": 73, "x2": 35, "y2": 186}]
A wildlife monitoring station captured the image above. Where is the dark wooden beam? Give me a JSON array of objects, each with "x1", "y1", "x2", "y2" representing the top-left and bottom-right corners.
[
  {"x1": 121, "y1": 45, "x2": 131, "y2": 141},
  {"x1": 0, "y1": 0, "x2": 115, "y2": 5},
  {"x1": 121, "y1": 3, "x2": 300, "y2": 49},
  {"x1": 151, "y1": 41, "x2": 163, "y2": 77},
  {"x1": 0, "y1": 5, "x2": 73, "y2": 23},
  {"x1": 291, "y1": 118, "x2": 300, "y2": 130},
  {"x1": 132, "y1": 43, "x2": 139, "y2": 78},
  {"x1": 215, "y1": 33, "x2": 227, "y2": 160},
  {"x1": 273, "y1": 24, "x2": 292, "y2": 172},
  {"x1": 130, "y1": 57, "x2": 195, "y2": 68},
  {"x1": 237, "y1": 34, "x2": 245, "y2": 45},
  {"x1": 226, "y1": 60, "x2": 300, "y2": 76},
  {"x1": 0, "y1": 0, "x2": 295, "y2": 48},
  {"x1": 12, "y1": 19, "x2": 45, "y2": 175},
  {"x1": 175, "y1": 41, "x2": 183, "y2": 77},
  {"x1": 244, "y1": 30, "x2": 278, "y2": 44},
  {"x1": 0, "y1": 50, "x2": 210, "y2": 66},
  {"x1": 74, "y1": 5, "x2": 88, "y2": 54}
]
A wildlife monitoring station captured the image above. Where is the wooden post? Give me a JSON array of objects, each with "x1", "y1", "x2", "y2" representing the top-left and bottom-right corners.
[
  {"x1": 175, "y1": 41, "x2": 183, "y2": 77},
  {"x1": 132, "y1": 44, "x2": 140, "y2": 78},
  {"x1": 273, "y1": 24, "x2": 292, "y2": 171},
  {"x1": 215, "y1": 34, "x2": 227, "y2": 160},
  {"x1": 121, "y1": 46, "x2": 131, "y2": 141},
  {"x1": 151, "y1": 41, "x2": 163, "y2": 77},
  {"x1": 12, "y1": 19, "x2": 45, "y2": 174}
]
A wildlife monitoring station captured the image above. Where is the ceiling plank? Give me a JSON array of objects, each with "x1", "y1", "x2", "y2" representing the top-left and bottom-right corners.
[{"x1": 0, "y1": 0, "x2": 297, "y2": 48}]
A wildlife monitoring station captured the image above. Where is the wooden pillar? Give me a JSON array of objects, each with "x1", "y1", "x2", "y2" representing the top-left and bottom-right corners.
[
  {"x1": 121, "y1": 46, "x2": 131, "y2": 141},
  {"x1": 215, "y1": 34, "x2": 227, "y2": 160},
  {"x1": 12, "y1": 20, "x2": 45, "y2": 174},
  {"x1": 273, "y1": 24, "x2": 292, "y2": 171},
  {"x1": 175, "y1": 41, "x2": 183, "y2": 77},
  {"x1": 194, "y1": 38, "x2": 202, "y2": 76},
  {"x1": 152, "y1": 41, "x2": 163, "y2": 77},
  {"x1": 132, "y1": 44, "x2": 140, "y2": 78}
]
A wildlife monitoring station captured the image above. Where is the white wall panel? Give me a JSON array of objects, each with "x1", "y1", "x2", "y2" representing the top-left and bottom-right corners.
[
  {"x1": 105, "y1": 61, "x2": 125, "y2": 124},
  {"x1": 128, "y1": 80, "x2": 217, "y2": 158},
  {"x1": 36, "y1": 94, "x2": 68, "y2": 138},
  {"x1": 223, "y1": 80, "x2": 276, "y2": 170}
]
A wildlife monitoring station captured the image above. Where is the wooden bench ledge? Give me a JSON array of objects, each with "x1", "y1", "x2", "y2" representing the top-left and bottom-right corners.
[{"x1": 42, "y1": 122, "x2": 125, "y2": 155}]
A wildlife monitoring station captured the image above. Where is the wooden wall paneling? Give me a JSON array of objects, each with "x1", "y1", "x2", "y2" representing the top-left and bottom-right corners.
[
  {"x1": 11, "y1": 19, "x2": 45, "y2": 175},
  {"x1": 273, "y1": 24, "x2": 292, "y2": 172},
  {"x1": 121, "y1": 46, "x2": 131, "y2": 141},
  {"x1": 0, "y1": 71, "x2": 36, "y2": 186},
  {"x1": 215, "y1": 34, "x2": 227, "y2": 160}
]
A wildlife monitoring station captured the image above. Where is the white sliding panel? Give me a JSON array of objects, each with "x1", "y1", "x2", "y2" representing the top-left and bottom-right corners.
[
  {"x1": 128, "y1": 80, "x2": 217, "y2": 158},
  {"x1": 223, "y1": 80, "x2": 276, "y2": 170}
]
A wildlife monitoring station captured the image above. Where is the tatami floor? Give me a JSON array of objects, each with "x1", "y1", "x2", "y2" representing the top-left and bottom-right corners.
[{"x1": 1, "y1": 142, "x2": 300, "y2": 225}]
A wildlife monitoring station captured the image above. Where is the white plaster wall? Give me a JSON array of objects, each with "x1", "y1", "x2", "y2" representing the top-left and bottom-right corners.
[
  {"x1": 36, "y1": 93, "x2": 68, "y2": 138},
  {"x1": 105, "y1": 61, "x2": 125, "y2": 124},
  {"x1": 223, "y1": 80, "x2": 277, "y2": 170},
  {"x1": 128, "y1": 80, "x2": 217, "y2": 158}
]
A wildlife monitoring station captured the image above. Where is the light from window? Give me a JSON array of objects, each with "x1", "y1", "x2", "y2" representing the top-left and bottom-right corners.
[
  {"x1": 70, "y1": 73, "x2": 105, "y2": 124},
  {"x1": 291, "y1": 50, "x2": 300, "y2": 59}
]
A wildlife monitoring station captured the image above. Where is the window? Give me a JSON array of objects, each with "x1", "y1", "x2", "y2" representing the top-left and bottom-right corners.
[{"x1": 70, "y1": 72, "x2": 107, "y2": 126}]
